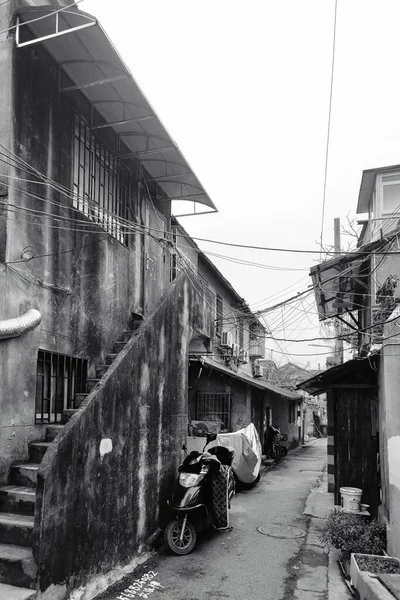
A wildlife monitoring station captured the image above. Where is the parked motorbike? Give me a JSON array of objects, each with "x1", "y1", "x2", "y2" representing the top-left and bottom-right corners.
[
  {"x1": 205, "y1": 423, "x2": 262, "y2": 487},
  {"x1": 164, "y1": 439, "x2": 235, "y2": 555},
  {"x1": 265, "y1": 425, "x2": 288, "y2": 460}
]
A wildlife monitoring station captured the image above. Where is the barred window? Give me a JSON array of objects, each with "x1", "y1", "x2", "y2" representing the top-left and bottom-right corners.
[
  {"x1": 197, "y1": 392, "x2": 231, "y2": 433},
  {"x1": 35, "y1": 350, "x2": 87, "y2": 424},
  {"x1": 73, "y1": 114, "x2": 132, "y2": 244}
]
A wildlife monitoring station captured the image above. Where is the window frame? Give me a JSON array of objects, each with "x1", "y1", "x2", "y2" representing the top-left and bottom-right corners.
[
  {"x1": 35, "y1": 350, "x2": 87, "y2": 424},
  {"x1": 196, "y1": 392, "x2": 231, "y2": 433},
  {"x1": 73, "y1": 113, "x2": 132, "y2": 245}
]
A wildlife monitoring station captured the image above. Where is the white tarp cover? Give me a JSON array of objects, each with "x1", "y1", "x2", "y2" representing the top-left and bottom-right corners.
[{"x1": 209, "y1": 423, "x2": 262, "y2": 484}]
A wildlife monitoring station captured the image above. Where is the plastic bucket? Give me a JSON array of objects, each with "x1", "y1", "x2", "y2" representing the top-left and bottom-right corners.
[{"x1": 340, "y1": 487, "x2": 363, "y2": 512}]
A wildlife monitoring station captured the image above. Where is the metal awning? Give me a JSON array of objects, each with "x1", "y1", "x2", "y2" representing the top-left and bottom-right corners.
[
  {"x1": 15, "y1": 4, "x2": 217, "y2": 217},
  {"x1": 296, "y1": 354, "x2": 379, "y2": 396},
  {"x1": 311, "y1": 253, "x2": 368, "y2": 322}
]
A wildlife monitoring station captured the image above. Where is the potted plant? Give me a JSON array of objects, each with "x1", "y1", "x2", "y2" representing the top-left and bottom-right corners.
[
  {"x1": 350, "y1": 553, "x2": 400, "y2": 589},
  {"x1": 320, "y1": 509, "x2": 387, "y2": 577}
]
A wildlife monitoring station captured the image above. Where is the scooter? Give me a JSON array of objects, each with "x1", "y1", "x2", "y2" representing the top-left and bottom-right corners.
[
  {"x1": 265, "y1": 425, "x2": 288, "y2": 460},
  {"x1": 164, "y1": 439, "x2": 235, "y2": 555}
]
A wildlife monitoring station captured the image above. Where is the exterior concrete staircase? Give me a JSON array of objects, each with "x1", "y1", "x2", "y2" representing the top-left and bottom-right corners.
[{"x1": 0, "y1": 318, "x2": 142, "y2": 599}]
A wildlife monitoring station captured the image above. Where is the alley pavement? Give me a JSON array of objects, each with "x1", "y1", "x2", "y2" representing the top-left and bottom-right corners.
[{"x1": 94, "y1": 438, "x2": 351, "y2": 600}]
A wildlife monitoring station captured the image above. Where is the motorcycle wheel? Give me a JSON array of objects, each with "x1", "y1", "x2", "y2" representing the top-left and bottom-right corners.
[
  {"x1": 280, "y1": 446, "x2": 288, "y2": 457},
  {"x1": 267, "y1": 443, "x2": 282, "y2": 460},
  {"x1": 164, "y1": 519, "x2": 196, "y2": 555}
]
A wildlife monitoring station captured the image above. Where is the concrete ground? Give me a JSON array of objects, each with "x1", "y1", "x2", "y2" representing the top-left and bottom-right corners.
[{"x1": 95, "y1": 438, "x2": 351, "y2": 600}]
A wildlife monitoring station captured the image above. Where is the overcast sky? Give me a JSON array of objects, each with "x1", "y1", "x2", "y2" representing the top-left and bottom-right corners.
[{"x1": 83, "y1": 0, "x2": 400, "y2": 370}]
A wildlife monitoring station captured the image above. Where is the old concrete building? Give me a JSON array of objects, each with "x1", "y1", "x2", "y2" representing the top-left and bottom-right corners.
[
  {"x1": 173, "y1": 223, "x2": 304, "y2": 452},
  {"x1": 0, "y1": 1, "x2": 219, "y2": 598},
  {"x1": 0, "y1": 2, "x2": 301, "y2": 598}
]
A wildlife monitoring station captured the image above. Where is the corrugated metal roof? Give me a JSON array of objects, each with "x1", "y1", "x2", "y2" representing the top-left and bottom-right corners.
[
  {"x1": 191, "y1": 356, "x2": 302, "y2": 400},
  {"x1": 296, "y1": 353, "x2": 379, "y2": 396}
]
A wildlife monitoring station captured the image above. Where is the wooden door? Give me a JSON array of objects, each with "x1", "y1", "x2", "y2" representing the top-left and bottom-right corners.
[{"x1": 334, "y1": 388, "x2": 379, "y2": 516}]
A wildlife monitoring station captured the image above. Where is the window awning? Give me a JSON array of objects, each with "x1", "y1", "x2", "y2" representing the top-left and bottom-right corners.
[{"x1": 15, "y1": 4, "x2": 217, "y2": 217}]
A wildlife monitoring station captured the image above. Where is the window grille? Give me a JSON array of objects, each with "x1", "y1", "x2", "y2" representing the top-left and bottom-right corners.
[
  {"x1": 73, "y1": 114, "x2": 132, "y2": 245},
  {"x1": 197, "y1": 392, "x2": 231, "y2": 433},
  {"x1": 35, "y1": 350, "x2": 87, "y2": 424}
]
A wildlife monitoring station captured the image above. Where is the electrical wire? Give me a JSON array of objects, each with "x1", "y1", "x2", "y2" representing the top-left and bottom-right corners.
[
  {"x1": 2, "y1": 145, "x2": 400, "y2": 355},
  {"x1": 320, "y1": 0, "x2": 338, "y2": 256}
]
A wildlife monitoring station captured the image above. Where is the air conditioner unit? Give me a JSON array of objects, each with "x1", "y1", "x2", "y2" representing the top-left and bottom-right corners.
[
  {"x1": 253, "y1": 364, "x2": 263, "y2": 378},
  {"x1": 231, "y1": 343, "x2": 240, "y2": 357},
  {"x1": 239, "y1": 349, "x2": 249, "y2": 363},
  {"x1": 221, "y1": 331, "x2": 233, "y2": 348}
]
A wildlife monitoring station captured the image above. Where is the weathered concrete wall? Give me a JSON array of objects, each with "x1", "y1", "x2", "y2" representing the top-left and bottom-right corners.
[
  {"x1": 197, "y1": 255, "x2": 255, "y2": 379},
  {"x1": 380, "y1": 314, "x2": 400, "y2": 558},
  {"x1": 0, "y1": 31, "x2": 170, "y2": 481},
  {"x1": 33, "y1": 275, "x2": 210, "y2": 597},
  {"x1": 230, "y1": 384, "x2": 252, "y2": 431}
]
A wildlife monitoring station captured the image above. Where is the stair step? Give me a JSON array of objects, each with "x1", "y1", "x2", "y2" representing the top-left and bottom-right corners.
[
  {"x1": 10, "y1": 465, "x2": 39, "y2": 489},
  {"x1": 0, "y1": 583, "x2": 36, "y2": 599},
  {"x1": 0, "y1": 514, "x2": 34, "y2": 547},
  {"x1": 28, "y1": 441, "x2": 51, "y2": 463},
  {"x1": 61, "y1": 409, "x2": 79, "y2": 424},
  {"x1": 0, "y1": 543, "x2": 36, "y2": 589},
  {"x1": 45, "y1": 425, "x2": 63, "y2": 442},
  {"x1": 105, "y1": 354, "x2": 118, "y2": 365},
  {"x1": 95, "y1": 364, "x2": 109, "y2": 378},
  {"x1": 129, "y1": 313, "x2": 144, "y2": 330},
  {"x1": 0, "y1": 487, "x2": 36, "y2": 516},
  {"x1": 86, "y1": 378, "x2": 100, "y2": 392},
  {"x1": 122, "y1": 329, "x2": 135, "y2": 341},
  {"x1": 74, "y1": 393, "x2": 88, "y2": 408},
  {"x1": 114, "y1": 341, "x2": 127, "y2": 351}
]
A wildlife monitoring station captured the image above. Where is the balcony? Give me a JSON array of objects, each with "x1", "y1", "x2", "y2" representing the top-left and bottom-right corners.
[{"x1": 249, "y1": 339, "x2": 265, "y2": 359}]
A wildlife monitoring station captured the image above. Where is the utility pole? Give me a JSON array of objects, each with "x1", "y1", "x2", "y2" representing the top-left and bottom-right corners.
[{"x1": 334, "y1": 218, "x2": 344, "y2": 364}]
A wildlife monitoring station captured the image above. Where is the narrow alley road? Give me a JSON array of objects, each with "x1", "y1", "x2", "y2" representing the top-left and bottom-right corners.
[{"x1": 96, "y1": 439, "x2": 327, "y2": 600}]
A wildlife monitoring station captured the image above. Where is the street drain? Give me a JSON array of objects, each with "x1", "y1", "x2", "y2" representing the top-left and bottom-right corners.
[{"x1": 257, "y1": 524, "x2": 306, "y2": 539}]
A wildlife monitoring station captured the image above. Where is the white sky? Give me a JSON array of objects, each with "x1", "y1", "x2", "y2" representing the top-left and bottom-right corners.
[{"x1": 83, "y1": 0, "x2": 400, "y2": 370}]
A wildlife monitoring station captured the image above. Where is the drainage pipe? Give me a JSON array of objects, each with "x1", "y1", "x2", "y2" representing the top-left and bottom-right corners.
[{"x1": 0, "y1": 308, "x2": 42, "y2": 339}]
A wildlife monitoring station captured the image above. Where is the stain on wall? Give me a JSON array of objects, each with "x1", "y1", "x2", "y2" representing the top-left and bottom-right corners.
[
  {"x1": 0, "y1": 37, "x2": 170, "y2": 482},
  {"x1": 33, "y1": 275, "x2": 211, "y2": 595}
]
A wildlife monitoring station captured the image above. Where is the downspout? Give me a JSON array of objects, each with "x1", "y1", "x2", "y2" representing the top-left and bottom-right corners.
[{"x1": 0, "y1": 308, "x2": 42, "y2": 339}]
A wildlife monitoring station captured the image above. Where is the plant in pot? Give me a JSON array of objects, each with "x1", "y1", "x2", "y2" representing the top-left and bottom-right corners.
[
  {"x1": 320, "y1": 509, "x2": 387, "y2": 577},
  {"x1": 350, "y1": 545, "x2": 400, "y2": 597}
]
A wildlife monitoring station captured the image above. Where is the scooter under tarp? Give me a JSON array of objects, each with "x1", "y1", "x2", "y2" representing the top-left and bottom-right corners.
[
  {"x1": 206, "y1": 423, "x2": 262, "y2": 485},
  {"x1": 211, "y1": 464, "x2": 230, "y2": 529}
]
